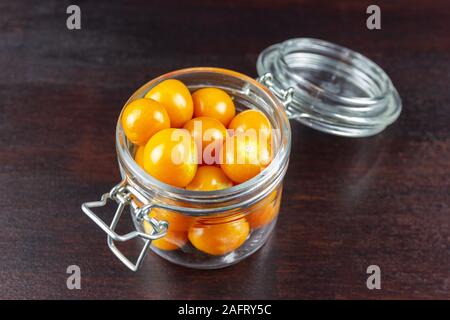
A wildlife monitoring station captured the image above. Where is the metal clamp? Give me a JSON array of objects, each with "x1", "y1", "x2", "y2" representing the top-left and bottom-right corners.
[
  {"x1": 81, "y1": 181, "x2": 168, "y2": 271},
  {"x1": 257, "y1": 72, "x2": 294, "y2": 107}
]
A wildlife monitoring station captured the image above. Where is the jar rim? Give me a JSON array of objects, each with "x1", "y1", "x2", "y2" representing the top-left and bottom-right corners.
[{"x1": 116, "y1": 67, "x2": 291, "y2": 212}]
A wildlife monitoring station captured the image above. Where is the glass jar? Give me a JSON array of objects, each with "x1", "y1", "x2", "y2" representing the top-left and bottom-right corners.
[
  {"x1": 82, "y1": 67, "x2": 291, "y2": 270},
  {"x1": 82, "y1": 38, "x2": 401, "y2": 271}
]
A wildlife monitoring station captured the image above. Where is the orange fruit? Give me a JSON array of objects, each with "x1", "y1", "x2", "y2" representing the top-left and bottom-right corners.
[
  {"x1": 121, "y1": 98, "x2": 170, "y2": 145},
  {"x1": 220, "y1": 133, "x2": 272, "y2": 184},
  {"x1": 188, "y1": 219, "x2": 249, "y2": 255},
  {"x1": 134, "y1": 145, "x2": 145, "y2": 168},
  {"x1": 143, "y1": 128, "x2": 197, "y2": 187},
  {"x1": 149, "y1": 207, "x2": 193, "y2": 232},
  {"x1": 145, "y1": 79, "x2": 193, "y2": 128},
  {"x1": 246, "y1": 190, "x2": 281, "y2": 229},
  {"x1": 186, "y1": 166, "x2": 233, "y2": 191},
  {"x1": 143, "y1": 219, "x2": 187, "y2": 251},
  {"x1": 183, "y1": 117, "x2": 227, "y2": 165},
  {"x1": 192, "y1": 88, "x2": 235, "y2": 126},
  {"x1": 228, "y1": 109, "x2": 272, "y2": 140}
]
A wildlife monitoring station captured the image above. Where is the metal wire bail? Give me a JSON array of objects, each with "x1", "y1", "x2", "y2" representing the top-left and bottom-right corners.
[{"x1": 81, "y1": 181, "x2": 168, "y2": 271}]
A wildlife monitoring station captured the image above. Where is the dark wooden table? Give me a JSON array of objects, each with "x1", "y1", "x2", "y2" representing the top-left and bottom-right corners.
[{"x1": 0, "y1": 0, "x2": 448, "y2": 299}]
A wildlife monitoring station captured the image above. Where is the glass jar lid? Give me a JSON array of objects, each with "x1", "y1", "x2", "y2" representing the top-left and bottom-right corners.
[{"x1": 257, "y1": 38, "x2": 402, "y2": 137}]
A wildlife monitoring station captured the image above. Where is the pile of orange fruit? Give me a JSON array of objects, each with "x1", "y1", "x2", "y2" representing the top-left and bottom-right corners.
[{"x1": 121, "y1": 79, "x2": 281, "y2": 255}]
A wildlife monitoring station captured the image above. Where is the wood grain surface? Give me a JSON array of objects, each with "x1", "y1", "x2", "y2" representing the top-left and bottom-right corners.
[{"x1": 0, "y1": 0, "x2": 448, "y2": 299}]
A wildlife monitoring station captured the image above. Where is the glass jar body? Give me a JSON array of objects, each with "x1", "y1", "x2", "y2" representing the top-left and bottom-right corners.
[
  {"x1": 128, "y1": 180, "x2": 284, "y2": 269},
  {"x1": 116, "y1": 68, "x2": 291, "y2": 269}
]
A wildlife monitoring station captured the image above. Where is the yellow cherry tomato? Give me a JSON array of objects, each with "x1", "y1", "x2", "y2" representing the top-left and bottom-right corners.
[
  {"x1": 192, "y1": 88, "x2": 236, "y2": 126},
  {"x1": 228, "y1": 109, "x2": 272, "y2": 140},
  {"x1": 220, "y1": 134, "x2": 272, "y2": 184},
  {"x1": 121, "y1": 98, "x2": 170, "y2": 146},
  {"x1": 143, "y1": 128, "x2": 198, "y2": 188},
  {"x1": 186, "y1": 166, "x2": 233, "y2": 191},
  {"x1": 246, "y1": 190, "x2": 281, "y2": 229},
  {"x1": 134, "y1": 145, "x2": 145, "y2": 168},
  {"x1": 188, "y1": 219, "x2": 249, "y2": 256},
  {"x1": 143, "y1": 219, "x2": 187, "y2": 251},
  {"x1": 183, "y1": 117, "x2": 227, "y2": 165},
  {"x1": 145, "y1": 79, "x2": 193, "y2": 128},
  {"x1": 149, "y1": 207, "x2": 193, "y2": 232}
]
